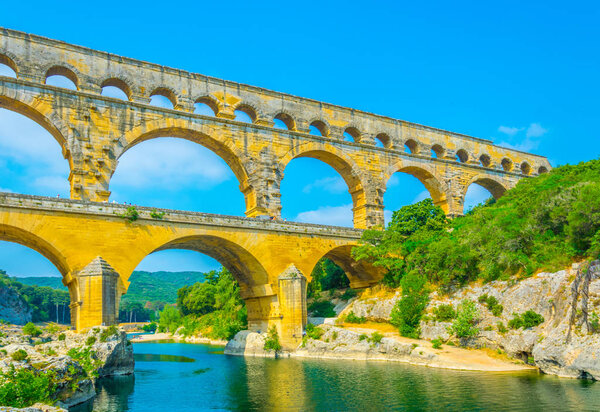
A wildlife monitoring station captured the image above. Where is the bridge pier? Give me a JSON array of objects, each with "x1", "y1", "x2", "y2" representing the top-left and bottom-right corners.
[
  {"x1": 68, "y1": 257, "x2": 121, "y2": 331},
  {"x1": 277, "y1": 265, "x2": 307, "y2": 349}
]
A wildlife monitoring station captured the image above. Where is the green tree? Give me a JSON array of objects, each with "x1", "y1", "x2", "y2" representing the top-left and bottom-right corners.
[
  {"x1": 450, "y1": 299, "x2": 479, "y2": 339},
  {"x1": 390, "y1": 271, "x2": 429, "y2": 338},
  {"x1": 158, "y1": 305, "x2": 181, "y2": 333}
]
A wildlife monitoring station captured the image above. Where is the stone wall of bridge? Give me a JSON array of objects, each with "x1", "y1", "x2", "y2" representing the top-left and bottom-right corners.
[
  {"x1": 0, "y1": 28, "x2": 551, "y2": 228},
  {"x1": 0, "y1": 193, "x2": 382, "y2": 348}
]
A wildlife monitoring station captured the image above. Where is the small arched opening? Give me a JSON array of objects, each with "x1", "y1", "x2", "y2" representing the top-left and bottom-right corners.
[
  {"x1": 309, "y1": 120, "x2": 329, "y2": 137},
  {"x1": 463, "y1": 178, "x2": 507, "y2": 213},
  {"x1": 520, "y1": 162, "x2": 531, "y2": 175},
  {"x1": 234, "y1": 105, "x2": 257, "y2": 124},
  {"x1": 404, "y1": 139, "x2": 419, "y2": 154},
  {"x1": 538, "y1": 166, "x2": 549, "y2": 174},
  {"x1": 479, "y1": 154, "x2": 492, "y2": 168},
  {"x1": 0, "y1": 54, "x2": 17, "y2": 78},
  {"x1": 194, "y1": 97, "x2": 218, "y2": 117},
  {"x1": 501, "y1": 158, "x2": 513, "y2": 172},
  {"x1": 375, "y1": 133, "x2": 390, "y2": 148},
  {"x1": 456, "y1": 149, "x2": 469, "y2": 163},
  {"x1": 431, "y1": 144, "x2": 445, "y2": 159},
  {"x1": 149, "y1": 88, "x2": 177, "y2": 109},
  {"x1": 100, "y1": 78, "x2": 131, "y2": 101},
  {"x1": 273, "y1": 113, "x2": 295, "y2": 131},
  {"x1": 343, "y1": 127, "x2": 361, "y2": 143},
  {"x1": 45, "y1": 66, "x2": 78, "y2": 90}
]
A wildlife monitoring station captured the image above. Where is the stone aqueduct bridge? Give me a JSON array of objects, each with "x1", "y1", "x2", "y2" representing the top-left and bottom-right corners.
[
  {"x1": 0, "y1": 193, "x2": 380, "y2": 347},
  {"x1": 0, "y1": 29, "x2": 551, "y2": 346}
]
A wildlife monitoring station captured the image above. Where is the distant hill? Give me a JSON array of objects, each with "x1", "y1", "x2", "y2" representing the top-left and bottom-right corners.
[{"x1": 14, "y1": 270, "x2": 205, "y2": 305}]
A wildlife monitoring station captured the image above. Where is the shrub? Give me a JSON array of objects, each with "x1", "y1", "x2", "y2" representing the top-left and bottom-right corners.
[
  {"x1": 359, "y1": 334, "x2": 368, "y2": 341},
  {"x1": 45, "y1": 323, "x2": 61, "y2": 334},
  {"x1": 11, "y1": 349, "x2": 28, "y2": 362},
  {"x1": 433, "y1": 304, "x2": 456, "y2": 322},
  {"x1": 521, "y1": 310, "x2": 545, "y2": 328},
  {"x1": 0, "y1": 366, "x2": 56, "y2": 408},
  {"x1": 86, "y1": 336, "x2": 97, "y2": 346},
  {"x1": 142, "y1": 322, "x2": 157, "y2": 333},
  {"x1": 22, "y1": 322, "x2": 42, "y2": 337},
  {"x1": 150, "y1": 210, "x2": 165, "y2": 220},
  {"x1": 497, "y1": 321, "x2": 508, "y2": 334},
  {"x1": 370, "y1": 332, "x2": 384, "y2": 344},
  {"x1": 509, "y1": 311, "x2": 545, "y2": 330},
  {"x1": 305, "y1": 323, "x2": 325, "y2": 340},
  {"x1": 450, "y1": 299, "x2": 479, "y2": 339},
  {"x1": 67, "y1": 347, "x2": 102, "y2": 377},
  {"x1": 119, "y1": 206, "x2": 139, "y2": 222},
  {"x1": 263, "y1": 326, "x2": 282, "y2": 353},
  {"x1": 100, "y1": 325, "x2": 118, "y2": 342},
  {"x1": 390, "y1": 272, "x2": 429, "y2": 339},
  {"x1": 431, "y1": 338, "x2": 443, "y2": 349},
  {"x1": 58, "y1": 333, "x2": 66, "y2": 341},
  {"x1": 590, "y1": 312, "x2": 599, "y2": 333},
  {"x1": 340, "y1": 288, "x2": 358, "y2": 301},
  {"x1": 478, "y1": 294, "x2": 503, "y2": 317},
  {"x1": 308, "y1": 300, "x2": 336, "y2": 317},
  {"x1": 345, "y1": 311, "x2": 366, "y2": 324}
]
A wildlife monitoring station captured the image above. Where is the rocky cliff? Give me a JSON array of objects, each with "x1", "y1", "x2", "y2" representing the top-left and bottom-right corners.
[
  {"x1": 341, "y1": 263, "x2": 600, "y2": 380},
  {"x1": 0, "y1": 285, "x2": 31, "y2": 325}
]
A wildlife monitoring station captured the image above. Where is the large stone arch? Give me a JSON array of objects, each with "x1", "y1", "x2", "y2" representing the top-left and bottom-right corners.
[
  {"x1": 464, "y1": 175, "x2": 508, "y2": 200},
  {"x1": 148, "y1": 234, "x2": 270, "y2": 288},
  {"x1": 113, "y1": 122, "x2": 253, "y2": 210},
  {"x1": 384, "y1": 160, "x2": 449, "y2": 213},
  {"x1": 279, "y1": 142, "x2": 368, "y2": 227},
  {"x1": 0, "y1": 93, "x2": 71, "y2": 161},
  {"x1": 308, "y1": 244, "x2": 384, "y2": 289}
]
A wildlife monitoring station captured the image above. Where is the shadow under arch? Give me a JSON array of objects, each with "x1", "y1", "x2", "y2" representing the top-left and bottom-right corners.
[
  {"x1": 114, "y1": 125, "x2": 251, "y2": 207},
  {"x1": 0, "y1": 95, "x2": 70, "y2": 161},
  {"x1": 279, "y1": 143, "x2": 366, "y2": 226},
  {"x1": 311, "y1": 245, "x2": 384, "y2": 289},
  {"x1": 148, "y1": 235, "x2": 270, "y2": 288},
  {"x1": 384, "y1": 162, "x2": 448, "y2": 213}
]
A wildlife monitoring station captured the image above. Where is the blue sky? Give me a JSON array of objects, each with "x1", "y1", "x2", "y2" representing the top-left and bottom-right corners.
[{"x1": 0, "y1": 1, "x2": 598, "y2": 277}]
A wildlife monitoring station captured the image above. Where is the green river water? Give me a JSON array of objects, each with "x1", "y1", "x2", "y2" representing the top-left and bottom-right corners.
[{"x1": 72, "y1": 340, "x2": 599, "y2": 411}]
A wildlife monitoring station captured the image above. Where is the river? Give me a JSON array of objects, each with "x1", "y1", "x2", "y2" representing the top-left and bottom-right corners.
[{"x1": 72, "y1": 340, "x2": 599, "y2": 411}]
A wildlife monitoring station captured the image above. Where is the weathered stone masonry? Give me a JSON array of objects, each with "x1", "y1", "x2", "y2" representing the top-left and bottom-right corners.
[{"x1": 0, "y1": 29, "x2": 551, "y2": 347}]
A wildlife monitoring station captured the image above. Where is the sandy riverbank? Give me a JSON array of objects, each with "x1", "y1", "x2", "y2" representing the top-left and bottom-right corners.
[{"x1": 129, "y1": 332, "x2": 227, "y2": 346}]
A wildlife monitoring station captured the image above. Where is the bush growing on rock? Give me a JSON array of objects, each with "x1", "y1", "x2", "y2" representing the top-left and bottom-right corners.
[
  {"x1": 22, "y1": 322, "x2": 42, "y2": 337},
  {"x1": 86, "y1": 336, "x2": 97, "y2": 346},
  {"x1": 509, "y1": 311, "x2": 545, "y2": 329},
  {"x1": 431, "y1": 338, "x2": 443, "y2": 349},
  {"x1": 390, "y1": 272, "x2": 429, "y2": 339},
  {"x1": 58, "y1": 333, "x2": 66, "y2": 341},
  {"x1": 497, "y1": 322, "x2": 508, "y2": 334},
  {"x1": 305, "y1": 323, "x2": 324, "y2": 340},
  {"x1": 370, "y1": 332, "x2": 384, "y2": 344},
  {"x1": 433, "y1": 304, "x2": 456, "y2": 322},
  {"x1": 11, "y1": 349, "x2": 28, "y2": 362},
  {"x1": 344, "y1": 311, "x2": 366, "y2": 324},
  {"x1": 100, "y1": 325, "x2": 118, "y2": 342},
  {"x1": 0, "y1": 366, "x2": 56, "y2": 408},
  {"x1": 478, "y1": 294, "x2": 504, "y2": 317},
  {"x1": 450, "y1": 299, "x2": 479, "y2": 339},
  {"x1": 263, "y1": 326, "x2": 282, "y2": 353}
]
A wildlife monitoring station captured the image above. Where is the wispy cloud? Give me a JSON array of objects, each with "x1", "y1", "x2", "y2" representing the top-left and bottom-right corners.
[
  {"x1": 302, "y1": 176, "x2": 347, "y2": 194},
  {"x1": 295, "y1": 204, "x2": 353, "y2": 227},
  {"x1": 497, "y1": 122, "x2": 549, "y2": 152},
  {"x1": 498, "y1": 126, "x2": 523, "y2": 136}
]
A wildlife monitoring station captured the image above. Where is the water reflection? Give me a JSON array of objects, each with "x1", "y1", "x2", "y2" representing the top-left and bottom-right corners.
[
  {"x1": 134, "y1": 353, "x2": 196, "y2": 363},
  {"x1": 69, "y1": 342, "x2": 600, "y2": 412},
  {"x1": 71, "y1": 375, "x2": 134, "y2": 412}
]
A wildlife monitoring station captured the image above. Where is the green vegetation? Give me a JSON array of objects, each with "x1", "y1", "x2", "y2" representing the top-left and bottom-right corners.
[
  {"x1": 58, "y1": 333, "x2": 66, "y2": 341},
  {"x1": 390, "y1": 272, "x2": 429, "y2": 338},
  {"x1": 431, "y1": 338, "x2": 443, "y2": 349},
  {"x1": 305, "y1": 323, "x2": 325, "y2": 340},
  {"x1": 118, "y1": 206, "x2": 139, "y2": 222},
  {"x1": 590, "y1": 312, "x2": 599, "y2": 333},
  {"x1": 263, "y1": 326, "x2": 282, "y2": 353},
  {"x1": 0, "y1": 271, "x2": 70, "y2": 324},
  {"x1": 157, "y1": 268, "x2": 247, "y2": 340},
  {"x1": 478, "y1": 294, "x2": 504, "y2": 317},
  {"x1": 67, "y1": 347, "x2": 102, "y2": 378},
  {"x1": 370, "y1": 332, "x2": 384, "y2": 344},
  {"x1": 307, "y1": 258, "x2": 349, "y2": 298},
  {"x1": 22, "y1": 322, "x2": 42, "y2": 337},
  {"x1": 497, "y1": 321, "x2": 508, "y2": 334},
  {"x1": 344, "y1": 311, "x2": 366, "y2": 324},
  {"x1": 86, "y1": 336, "x2": 97, "y2": 346},
  {"x1": 0, "y1": 366, "x2": 56, "y2": 408},
  {"x1": 450, "y1": 300, "x2": 479, "y2": 339},
  {"x1": 308, "y1": 300, "x2": 336, "y2": 317},
  {"x1": 150, "y1": 210, "x2": 165, "y2": 219},
  {"x1": 142, "y1": 322, "x2": 157, "y2": 333},
  {"x1": 11, "y1": 349, "x2": 28, "y2": 362},
  {"x1": 508, "y1": 311, "x2": 545, "y2": 329},
  {"x1": 352, "y1": 160, "x2": 600, "y2": 337},
  {"x1": 340, "y1": 288, "x2": 357, "y2": 301},
  {"x1": 432, "y1": 304, "x2": 456, "y2": 322},
  {"x1": 100, "y1": 325, "x2": 118, "y2": 342},
  {"x1": 354, "y1": 160, "x2": 600, "y2": 289}
]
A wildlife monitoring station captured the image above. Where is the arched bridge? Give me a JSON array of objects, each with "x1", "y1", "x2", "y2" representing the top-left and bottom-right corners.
[
  {"x1": 0, "y1": 29, "x2": 551, "y2": 347},
  {"x1": 0, "y1": 193, "x2": 382, "y2": 347},
  {"x1": 0, "y1": 28, "x2": 550, "y2": 229}
]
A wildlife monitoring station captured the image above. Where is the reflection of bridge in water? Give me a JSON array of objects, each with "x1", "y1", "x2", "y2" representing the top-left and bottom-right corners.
[{"x1": 0, "y1": 28, "x2": 550, "y2": 347}]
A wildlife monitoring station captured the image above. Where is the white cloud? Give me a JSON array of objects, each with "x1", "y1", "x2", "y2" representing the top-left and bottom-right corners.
[
  {"x1": 302, "y1": 176, "x2": 347, "y2": 194},
  {"x1": 111, "y1": 138, "x2": 233, "y2": 191},
  {"x1": 295, "y1": 204, "x2": 353, "y2": 227},
  {"x1": 498, "y1": 126, "x2": 523, "y2": 136},
  {"x1": 526, "y1": 123, "x2": 548, "y2": 138}
]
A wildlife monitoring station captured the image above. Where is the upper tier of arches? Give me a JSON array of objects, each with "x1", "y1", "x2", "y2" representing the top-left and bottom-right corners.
[{"x1": 0, "y1": 41, "x2": 550, "y2": 177}]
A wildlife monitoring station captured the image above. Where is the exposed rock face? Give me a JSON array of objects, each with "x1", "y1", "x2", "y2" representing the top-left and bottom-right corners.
[
  {"x1": 342, "y1": 263, "x2": 600, "y2": 380},
  {"x1": 0, "y1": 404, "x2": 67, "y2": 412},
  {"x1": 224, "y1": 330, "x2": 274, "y2": 357},
  {"x1": 0, "y1": 285, "x2": 32, "y2": 325},
  {"x1": 0, "y1": 325, "x2": 134, "y2": 408}
]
